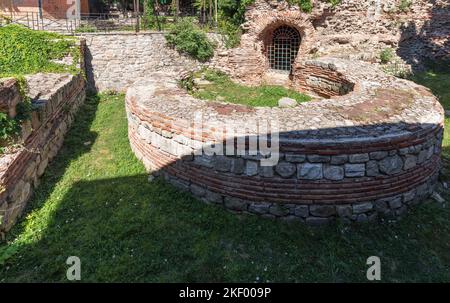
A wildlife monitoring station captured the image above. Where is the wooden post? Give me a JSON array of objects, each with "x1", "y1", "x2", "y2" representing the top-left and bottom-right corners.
[
  {"x1": 175, "y1": 0, "x2": 180, "y2": 20},
  {"x1": 143, "y1": 0, "x2": 148, "y2": 29},
  {"x1": 215, "y1": 0, "x2": 218, "y2": 27},
  {"x1": 134, "y1": 0, "x2": 140, "y2": 32}
]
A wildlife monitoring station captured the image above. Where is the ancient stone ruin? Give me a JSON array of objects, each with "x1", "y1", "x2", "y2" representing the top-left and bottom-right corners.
[{"x1": 126, "y1": 0, "x2": 446, "y2": 224}]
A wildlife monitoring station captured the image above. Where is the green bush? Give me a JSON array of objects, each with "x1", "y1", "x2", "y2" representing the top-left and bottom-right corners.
[
  {"x1": 0, "y1": 113, "x2": 20, "y2": 144},
  {"x1": 0, "y1": 24, "x2": 79, "y2": 77},
  {"x1": 380, "y1": 48, "x2": 395, "y2": 64},
  {"x1": 398, "y1": 0, "x2": 412, "y2": 13},
  {"x1": 165, "y1": 20, "x2": 215, "y2": 62}
]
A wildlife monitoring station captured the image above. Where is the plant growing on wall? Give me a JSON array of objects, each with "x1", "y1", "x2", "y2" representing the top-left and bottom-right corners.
[
  {"x1": 380, "y1": 48, "x2": 395, "y2": 64},
  {"x1": 165, "y1": 19, "x2": 215, "y2": 61}
]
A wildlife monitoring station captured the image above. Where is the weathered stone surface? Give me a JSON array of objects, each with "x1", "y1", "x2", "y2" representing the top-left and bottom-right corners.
[
  {"x1": 417, "y1": 149, "x2": 428, "y2": 164},
  {"x1": 278, "y1": 97, "x2": 297, "y2": 108},
  {"x1": 214, "y1": 156, "x2": 232, "y2": 172},
  {"x1": 344, "y1": 163, "x2": 365, "y2": 177},
  {"x1": 269, "y1": 205, "x2": 290, "y2": 216},
  {"x1": 205, "y1": 190, "x2": 223, "y2": 204},
  {"x1": 190, "y1": 184, "x2": 206, "y2": 197},
  {"x1": 379, "y1": 155, "x2": 403, "y2": 175},
  {"x1": 245, "y1": 161, "x2": 259, "y2": 176},
  {"x1": 369, "y1": 151, "x2": 388, "y2": 160},
  {"x1": 403, "y1": 155, "x2": 418, "y2": 170},
  {"x1": 259, "y1": 166, "x2": 274, "y2": 178},
  {"x1": 307, "y1": 155, "x2": 330, "y2": 163},
  {"x1": 356, "y1": 214, "x2": 369, "y2": 223},
  {"x1": 194, "y1": 155, "x2": 214, "y2": 168},
  {"x1": 275, "y1": 161, "x2": 296, "y2": 178},
  {"x1": 224, "y1": 197, "x2": 248, "y2": 211},
  {"x1": 403, "y1": 189, "x2": 417, "y2": 204},
  {"x1": 323, "y1": 165, "x2": 344, "y2": 181},
  {"x1": 0, "y1": 72, "x2": 86, "y2": 234},
  {"x1": 231, "y1": 158, "x2": 245, "y2": 174},
  {"x1": 309, "y1": 205, "x2": 336, "y2": 217},
  {"x1": 330, "y1": 155, "x2": 348, "y2": 165},
  {"x1": 349, "y1": 153, "x2": 370, "y2": 163},
  {"x1": 388, "y1": 196, "x2": 403, "y2": 209},
  {"x1": 294, "y1": 205, "x2": 309, "y2": 218},
  {"x1": 248, "y1": 203, "x2": 270, "y2": 215},
  {"x1": 336, "y1": 205, "x2": 351, "y2": 217},
  {"x1": 298, "y1": 163, "x2": 323, "y2": 180},
  {"x1": 285, "y1": 154, "x2": 306, "y2": 163},
  {"x1": 366, "y1": 160, "x2": 380, "y2": 177},
  {"x1": 352, "y1": 202, "x2": 373, "y2": 214}
]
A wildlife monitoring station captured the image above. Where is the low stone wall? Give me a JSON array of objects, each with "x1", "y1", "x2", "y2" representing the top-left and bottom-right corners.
[
  {"x1": 0, "y1": 73, "x2": 86, "y2": 234},
  {"x1": 293, "y1": 60, "x2": 354, "y2": 97},
  {"x1": 81, "y1": 32, "x2": 203, "y2": 92},
  {"x1": 126, "y1": 59, "x2": 444, "y2": 225}
]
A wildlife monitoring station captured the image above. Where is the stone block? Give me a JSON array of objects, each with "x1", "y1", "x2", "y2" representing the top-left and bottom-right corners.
[
  {"x1": 298, "y1": 163, "x2": 323, "y2": 180},
  {"x1": 275, "y1": 161, "x2": 296, "y2": 178},
  {"x1": 309, "y1": 205, "x2": 336, "y2": 217},
  {"x1": 349, "y1": 153, "x2": 370, "y2": 163},
  {"x1": 352, "y1": 202, "x2": 373, "y2": 214},
  {"x1": 344, "y1": 163, "x2": 365, "y2": 177},
  {"x1": 224, "y1": 197, "x2": 248, "y2": 211},
  {"x1": 285, "y1": 154, "x2": 306, "y2": 163},
  {"x1": 379, "y1": 155, "x2": 403, "y2": 175},
  {"x1": 231, "y1": 158, "x2": 245, "y2": 174},
  {"x1": 307, "y1": 155, "x2": 331, "y2": 163},
  {"x1": 323, "y1": 165, "x2": 344, "y2": 181},
  {"x1": 331, "y1": 155, "x2": 348, "y2": 165},
  {"x1": 294, "y1": 205, "x2": 309, "y2": 218},
  {"x1": 245, "y1": 161, "x2": 258, "y2": 176}
]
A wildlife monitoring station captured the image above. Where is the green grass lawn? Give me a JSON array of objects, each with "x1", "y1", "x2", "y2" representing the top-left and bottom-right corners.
[
  {"x1": 190, "y1": 69, "x2": 312, "y2": 107},
  {"x1": 0, "y1": 68, "x2": 449, "y2": 282}
]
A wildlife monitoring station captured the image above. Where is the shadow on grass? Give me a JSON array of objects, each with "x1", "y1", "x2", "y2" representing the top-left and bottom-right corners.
[{"x1": 0, "y1": 100, "x2": 449, "y2": 282}]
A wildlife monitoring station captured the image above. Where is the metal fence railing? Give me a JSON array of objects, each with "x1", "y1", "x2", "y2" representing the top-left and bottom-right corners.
[{"x1": 0, "y1": 11, "x2": 204, "y2": 34}]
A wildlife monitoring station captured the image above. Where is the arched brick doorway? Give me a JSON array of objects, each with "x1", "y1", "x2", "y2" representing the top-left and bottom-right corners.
[{"x1": 267, "y1": 25, "x2": 301, "y2": 72}]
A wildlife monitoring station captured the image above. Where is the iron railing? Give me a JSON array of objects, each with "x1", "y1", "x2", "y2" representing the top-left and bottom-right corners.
[{"x1": 0, "y1": 11, "x2": 204, "y2": 34}]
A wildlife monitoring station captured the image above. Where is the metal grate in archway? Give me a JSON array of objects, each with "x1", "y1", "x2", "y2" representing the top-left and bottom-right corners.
[{"x1": 268, "y1": 26, "x2": 301, "y2": 72}]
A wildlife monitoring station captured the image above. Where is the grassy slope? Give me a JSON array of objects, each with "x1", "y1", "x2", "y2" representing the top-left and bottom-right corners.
[
  {"x1": 192, "y1": 70, "x2": 312, "y2": 107},
  {"x1": 0, "y1": 71, "x2": 449, "y2": 281}
]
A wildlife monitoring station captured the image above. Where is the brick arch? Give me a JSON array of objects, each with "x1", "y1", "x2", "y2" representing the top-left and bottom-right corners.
[
  {"x1": 241, "y1": 11, "x2": 315, "y2": 78},
  {"x1": 251, "y1": 11, "x2": 315, "y2": 58}
]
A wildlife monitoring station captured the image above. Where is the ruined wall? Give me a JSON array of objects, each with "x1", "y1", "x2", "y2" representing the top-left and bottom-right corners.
[
  {"x1": 0, "y1": 73, "x2": 86, "y2": 234},
  {"x1": 82, "y1": 33, "x2": 205, "y2": 92},
  {"x1": 125, "y1": 59, "x2": 444, "y2": 225},
  {"x1": 214, "y1": 0, "x2": 449, "y2": 86}
]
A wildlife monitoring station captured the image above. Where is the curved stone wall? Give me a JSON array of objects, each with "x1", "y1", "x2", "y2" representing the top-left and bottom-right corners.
[{"x1": 126, "y1": 58, "x2": 444, "y2": 225}]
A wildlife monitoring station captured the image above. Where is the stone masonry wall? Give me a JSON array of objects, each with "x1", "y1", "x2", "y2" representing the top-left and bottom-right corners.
[
  {"x1": 0, "y1": 73, "x2": 86, "y2": 235},
  {"x1": 125, "y1": 62, "x2": 444, "y2": 225},
  {"x1": 213, "y1": 0, "x2": 449, "y2": 86},
  {"x1": 82, "y1": 33, "x2": 204, "y2": 92}
]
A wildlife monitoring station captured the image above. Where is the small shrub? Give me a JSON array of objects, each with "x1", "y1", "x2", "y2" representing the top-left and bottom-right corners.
[
  {"x1": 165, "y1": 20, "x2": 215, "y2": 62},
  {"x1": 288, "y1": 0, "x2": 313, "y2": 13},
  {"x1": 380, "y1": 48, "x2": 395, "y2": 64},
  {"x1": 0, "y1": 113, "x2": 20, "y2": 151},
  {"x1": 327, "y1": 0, "x2": 342, "y2": 7},
  {"x1": 218, "y1": 20, "x2": 242, "y2": 49},
  {"x1": 398, "y1": 0, "x2": 412, "y2": 13}
]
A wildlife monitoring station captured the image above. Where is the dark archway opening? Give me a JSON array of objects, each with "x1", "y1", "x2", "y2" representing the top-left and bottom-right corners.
[{"x1": 268, "y1": 25, "x2": 301, "y2": 72}]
